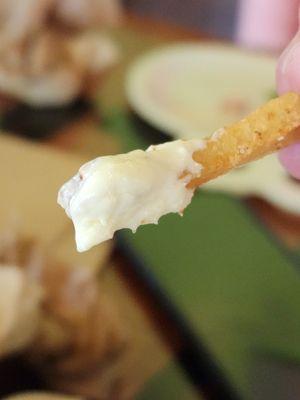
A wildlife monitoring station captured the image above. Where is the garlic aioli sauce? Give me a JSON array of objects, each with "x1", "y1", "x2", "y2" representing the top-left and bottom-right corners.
[{"x1": 58, "y1": 140, "x2": 204, "y2": 252}]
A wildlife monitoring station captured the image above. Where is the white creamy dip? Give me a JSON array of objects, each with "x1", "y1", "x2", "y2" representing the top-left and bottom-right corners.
[{"x1": 58, "y1": 139, "x2": 204, "y2": 252}]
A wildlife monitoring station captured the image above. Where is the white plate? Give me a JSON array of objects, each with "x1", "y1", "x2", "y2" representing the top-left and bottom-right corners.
[
  {"x1": 126, "y1": 44, "x2": 300, "y2": 215},
  {"x1": 126, "y1": 43, "x2": 276, "y2": 139},
  {"x1": 206, "y1": 154, "x2": 300, "y2": 215}
]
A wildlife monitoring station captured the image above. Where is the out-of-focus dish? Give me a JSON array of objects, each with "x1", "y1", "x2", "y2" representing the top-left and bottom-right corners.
[
  {"x1": 206, "y1": 154, "x2": 300, "y2": 215},
  {"x1": 0, "y1": 226, "x2": 170, "y2": 399},
  {"x1": 126, "y1": 44, "x2": 300, "y2": 217},
  {"x1": 0, "y1": 132, "x2": 134, "y2": 397},
  {"x1": 0, "y1": 263, "x2": 41, "y2": 358},
  {"x1": 126, "y1": 43, "x2": 276, "y2": 139},
  {"x1": 0, "y1": 229, "x2": 128, "y2": 399},
  {"x1": 0, "y1": 0, "x2": 121, "y2": 106}
]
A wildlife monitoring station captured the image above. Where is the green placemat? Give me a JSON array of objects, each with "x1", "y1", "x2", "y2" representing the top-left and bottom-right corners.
[{"x1": 137, "y1": 363, "x2": 201, "y2": 400}]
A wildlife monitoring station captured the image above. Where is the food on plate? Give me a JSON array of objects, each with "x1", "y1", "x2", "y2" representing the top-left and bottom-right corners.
[
  {"x1": 0, "y1": 0, "x2": 120, "y2": 42},
  {"x1": 0, "y1": 266, "x2": 41, "y2": 357},
  {"x1": 0, "y1": 30, "x2": 119, "y2": 105},
  {"x1": 55, "y1": 0, "x2": 121, "y2": 28},
  {"x1": 0, "y1": 0, "x2": 121, "y2": 105},
  {"x1": 0, "y1": 229, "x2": 127, "y2": 398},
  {"x1": 58, "y1": 93, "x2": 300, "y2": 251}
]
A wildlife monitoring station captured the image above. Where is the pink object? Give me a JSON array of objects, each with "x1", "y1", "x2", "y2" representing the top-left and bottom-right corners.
[
  {"x1": 276, "y1": 31, "x2": 300, "y2": 94},
  {"x1": 236, "y1": 0, "x2": 300, "y2": 179},
  {"x1": 275, "y1": 3, "x2": 300, "y2": 177},
  {"x1": 279, "y1": 143, "x2": 300, "y2": 179},
  {"x1": 236, "y1": 0, "x2": 299, "y2": 52}
]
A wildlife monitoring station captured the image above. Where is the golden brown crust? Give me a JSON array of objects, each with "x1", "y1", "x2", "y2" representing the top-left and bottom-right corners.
[{"x1": 188, "y1": 92, "x2": 300, "y2": 188}]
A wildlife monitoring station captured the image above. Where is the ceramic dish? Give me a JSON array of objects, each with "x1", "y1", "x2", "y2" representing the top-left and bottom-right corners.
[{"x1": 126, "y1": 43, "x2": 300, "y2": 215}]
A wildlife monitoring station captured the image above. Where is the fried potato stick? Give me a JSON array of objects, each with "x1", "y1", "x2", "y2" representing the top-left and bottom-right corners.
[
  {"x1": 189, "y1": 92, "x2": 300, "y2": 188},
  {"x1": 58, "y1": 92, "x2": 300, "y2": 251}
]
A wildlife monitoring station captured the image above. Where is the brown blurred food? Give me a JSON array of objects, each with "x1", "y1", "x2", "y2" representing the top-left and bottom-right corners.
[
  {"x1": 0, "y1": 229, "x2": 129, "y2": 399},
  {"x1": 0, "y1": 0, "x2": 121, "y2": 106}
]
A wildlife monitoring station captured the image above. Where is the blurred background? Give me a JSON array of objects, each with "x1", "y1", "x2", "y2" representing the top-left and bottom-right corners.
[
  {"x1": 125, "y1": 0, "x2": 237, "y2": 39},
  {"x1": 1, "y1": 1, "x2": 300, "y2": 400}
]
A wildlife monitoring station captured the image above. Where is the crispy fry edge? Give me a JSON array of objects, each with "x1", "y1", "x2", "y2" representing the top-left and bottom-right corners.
[{"x1": 188, "y1": 92, "x2": 300, "y2": 189}]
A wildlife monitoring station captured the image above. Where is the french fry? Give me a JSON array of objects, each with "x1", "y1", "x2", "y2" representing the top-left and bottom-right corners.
[
  {"x1": 58, "y1": 92, "x2": 300, "y2": 251},
  {"x1": 189, "y1": 92, "x2": 300, "y2": 188}
]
